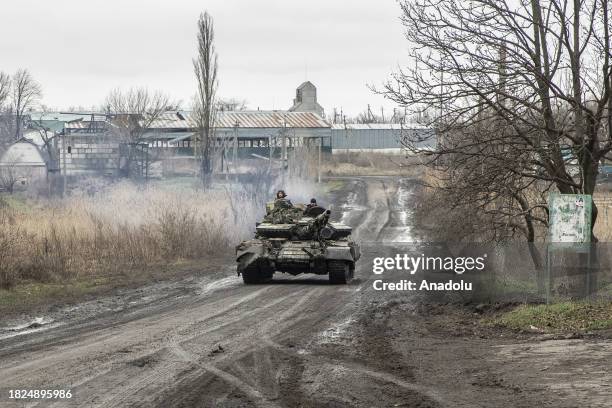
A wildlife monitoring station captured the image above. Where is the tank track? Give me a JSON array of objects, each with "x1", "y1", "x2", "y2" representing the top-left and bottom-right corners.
[
  {"x1": 328, "y1": 261, "x2": 352, "y2": 284},
  {"x1": 241, "y1": 263, "x2": 273, "y2": 284},
  {"x1": 241, "y1": 264, "x2": 263, "y2": 284}
]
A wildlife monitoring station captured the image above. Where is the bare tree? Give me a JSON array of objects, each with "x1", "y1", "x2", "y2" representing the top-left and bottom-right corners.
[
  {"x1": 217, "y1": 98, "x2": 248, "y2": 112},
  {"x1": 0, "y1": 152, "x2": 20, "y2": 194},
  {"x1": 104, "y1": 87, "x2": 172, "y2": 177},
  {"x1": 30, "y1": 110, "x2": 60, "y2": 171},
  {"x1": 104, "y1": 87, "x2": 171, "y2": 142},
  {"x1": 193, "y1": 11, "x2": 218, "y2": 186},
  {"x1": 0, "y1": 72, "x2": 9, "y2": 109},
  {"x1": 379, "y1": 0, "x2": 612, "y2": 241},
  {"x1": 12, "y1": 69, "x2": 41, "y2": 140},
  {"x1": 0, "y1": 72, "x2": 12, "y2": 149}
]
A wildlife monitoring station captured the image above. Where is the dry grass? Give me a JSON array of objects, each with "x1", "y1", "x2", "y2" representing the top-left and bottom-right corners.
[
  {"x1": 488, "y1": 301, "x2": 612, "y2": 332},
  {"x1": 322, "y1": 152, "x2": 425, "y2": 177},
  {"x1": 0, "y1": 182, "x2": 258, "y2": 289}
]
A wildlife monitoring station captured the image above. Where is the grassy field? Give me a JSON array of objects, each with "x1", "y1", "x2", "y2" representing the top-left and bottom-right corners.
[
  {"x1": 487, "y1": 301, "x2": 612, "y2": 332},
  {"x1": 321, "y1": 152, "x2": 425, "y2": 177},
  {"x1": 0, "y1": 181, "x2": 258, "y2": 293},
  {"x1": 0, "y1": 258, "x2": 228, "y2": 315}
]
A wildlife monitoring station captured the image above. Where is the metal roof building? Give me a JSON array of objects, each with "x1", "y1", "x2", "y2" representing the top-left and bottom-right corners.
[
  {"x1": 28, "y1": 112, "x2": 107, "y2": 134},
  {"x1": 0, "y1": 140, "x2": 47, "y2": 168},
  {"x1": 144, "y1": 110, "x2": 333, "y2": 151},
  {"x1": 146, "y1": 111, "x2": 329, "y2": 133},
  {"x1": 330, "y1": 123, "x2": 435, "y2": 153}
]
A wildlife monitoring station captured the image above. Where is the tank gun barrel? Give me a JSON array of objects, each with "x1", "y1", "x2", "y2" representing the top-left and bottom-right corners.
[
  {"x1": 314, "y1": 210, "x2": 331, "y2": 229},
  {"x1": 310, "y1": 209, "x2": 331, "y2": 239}
]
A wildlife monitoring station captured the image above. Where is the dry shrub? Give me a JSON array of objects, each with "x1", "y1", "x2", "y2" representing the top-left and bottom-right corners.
[
  {"x1": 324, "y1": 152, "x2": 424, "y2": 176},
  {"x1": 0, "y1": 210, "x2": 30, "y2": 288},
  {"x1": 0, "y1": 181, "x2": 258, "y2": 287},
  {"x1": 415, "y1": 167, "x2": 551, "y2": 243}
]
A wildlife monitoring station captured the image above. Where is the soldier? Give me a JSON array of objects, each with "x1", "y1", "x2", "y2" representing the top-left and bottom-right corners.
[
  {"x1": 306, "y1": 198, "x2": 318, "y2": 209},
  {"x1": 304, "y1": 198, "x2": 319, "y2": 216},
  {"x1": 274, "y1": 190, "x2": 293, "y2": 209}
]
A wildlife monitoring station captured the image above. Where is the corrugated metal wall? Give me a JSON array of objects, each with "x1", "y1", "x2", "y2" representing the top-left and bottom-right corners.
[{"x1": 331, "y1": 127, "x2": 435, "y2": 150}]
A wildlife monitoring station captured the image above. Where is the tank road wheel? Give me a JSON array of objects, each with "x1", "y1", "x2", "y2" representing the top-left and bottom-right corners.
[{"x1": 328, "y1": 261, "x2": 351, "y2": 284}]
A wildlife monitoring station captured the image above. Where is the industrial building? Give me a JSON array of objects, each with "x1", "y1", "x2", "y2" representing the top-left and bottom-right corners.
[
  {"x1": 144, "y1": 110, "x2": 331, "y2": 155},
  {"x1": 18, "y1": 82, "x2": 434, "y2": 178},
  {"x1": 143, "y1": 82, "x2": 433, "y2": 156},
  {"x1": 330, "y1": 123, "x2": 435, "y2": 154}
]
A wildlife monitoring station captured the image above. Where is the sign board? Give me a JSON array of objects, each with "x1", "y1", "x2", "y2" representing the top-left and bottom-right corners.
[{"x1": 548, "y1": 193, "x2": 592, "y2": 243}]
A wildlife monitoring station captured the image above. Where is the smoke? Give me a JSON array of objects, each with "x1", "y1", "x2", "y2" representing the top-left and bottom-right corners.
[{"x1": 275, "y1": 176, "x2": 323, "y2": 207}]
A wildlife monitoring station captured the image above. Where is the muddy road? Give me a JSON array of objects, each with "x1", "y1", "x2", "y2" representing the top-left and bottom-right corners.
[{"x1": 1, "y1": 177, "x2": 610, "y2": 407}]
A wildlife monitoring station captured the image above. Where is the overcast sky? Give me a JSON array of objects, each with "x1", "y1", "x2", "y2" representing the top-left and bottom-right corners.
[{"x1": 0, "y1": 0, "x2": 409, "y2": 117}]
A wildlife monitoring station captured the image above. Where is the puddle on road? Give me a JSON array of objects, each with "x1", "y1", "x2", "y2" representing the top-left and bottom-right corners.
[
  {"x1": 0, "y1": 317, "x2": 63, "y2": 340},
  {"x1": 0, "y1": 280, "x2": 202, "y2": 340},
  {"x1": 317, "y1": 317, "x2": 356, "y2": 345},
  {"x1": 198, "y1": 276, "x2": 241, "y2": 296},
  {"x1": 339, "y1": 191, "x2": 367, "y2": 225},
  {"x1": 382, "y1": 179, "x2": 417, "y2": 243}
]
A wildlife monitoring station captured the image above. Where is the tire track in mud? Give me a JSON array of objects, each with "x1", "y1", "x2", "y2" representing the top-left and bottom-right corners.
[
  {"x1": 41, "y1": 287, "x2": 316, "y2": 408},
  {"x1": 330, "y1": 178, "x2": 369, "y2": 239},
  {"x1": 376, "y1": 180, "x2": 395, "y2": 242},
  {"x1": 69, "y1": 286, "x2": 321, "y2": 408},
  {"x1": 1, "y1": 287, "x2": 273, "y2": 382},
  {"x1": 270, "y1": 176, "x2": 439, "y2": 407},
  {"x1": 152, "y1": 287, "x2": 327, "y2": 407},
  {"x1": 263, "y1": 338, "x2": 445, "y2": 406},
  {"x1": 0, "y1": 277, "x2": 245, "y2": 359},
  {"x1": 19, "y1": 286, "x2": 323, "y2": 408}
]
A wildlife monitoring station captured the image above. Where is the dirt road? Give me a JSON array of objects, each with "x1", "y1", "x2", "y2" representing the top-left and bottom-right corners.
[{"x1": 1, "y1": 177, "x2": 610, "y2": 407}]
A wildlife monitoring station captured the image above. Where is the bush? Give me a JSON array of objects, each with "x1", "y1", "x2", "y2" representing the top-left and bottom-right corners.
[{"x1": 0, "y1": 181, "x2": 258, "y2": 288}]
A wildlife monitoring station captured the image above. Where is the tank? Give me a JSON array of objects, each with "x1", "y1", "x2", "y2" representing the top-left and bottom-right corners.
[{"x1": 235, "y1": 202, "x2": 360, "y2": 284}]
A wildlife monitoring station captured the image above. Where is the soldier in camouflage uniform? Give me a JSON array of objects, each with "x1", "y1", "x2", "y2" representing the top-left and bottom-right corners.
[
  {"x1": 264, "y1": 190, "x2": 301, "y2": 224},
  {"x1": 274, "y1": 190, "x2": 293, "y2": 208}
]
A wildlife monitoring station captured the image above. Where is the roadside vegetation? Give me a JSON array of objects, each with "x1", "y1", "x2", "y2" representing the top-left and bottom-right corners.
[
  {"x1": 488, "y1": 302, "x2": 612, "y2": 333},
  {"x1": 414, "y1": 169, "x2": 612, "y2": 333},
  {"x1": 323, "y1": 152, "x2": 424, "y2": 177},
  {"x1": 376, "y1": 0, "x2": 612, "y2": 334},
  {"x1": 0, "y1": 181, "x2": 259, "y2": 294}
]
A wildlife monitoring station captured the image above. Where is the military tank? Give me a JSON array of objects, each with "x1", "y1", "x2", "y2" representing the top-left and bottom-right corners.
[{"x1": 236, "y1": 201, "x2": 360, "y2": 284}]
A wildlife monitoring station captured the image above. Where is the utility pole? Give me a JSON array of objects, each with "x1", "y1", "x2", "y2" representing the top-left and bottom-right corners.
[
  {"x1": 400, "y1": 118, "x2": 405, "y2": 157},
  {"x1": 62, "y1": 133, "x2": 67, "y2": 196},
  {"x1": 288, "y1": 132, "x2": 293, "y2": 180},
  {"x1": 233, "y1": 121, "x2": 239, "y2": 172},
  {"x1": 268, "y1": 134, "x2": 273, "y2": 173},
  {"x1": 439, "y1": 67, "x2": 444, "y2": 120},
  {"x1": 145, "y1": 145, "x2": 149, "y2": 182},
  {"x1": 281, "y1": 117, "x2": 287, "y2": 186},
  {"x1": 318, "y1": 136, "x2": 322, "y2": 183},
  {"x1": 221, "y1": 142, "x2": 225, "y2": 175}
]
